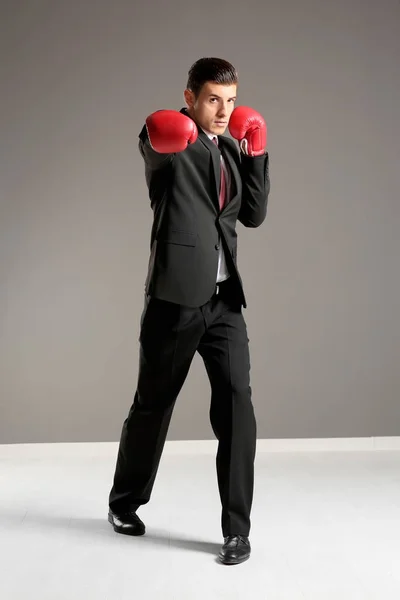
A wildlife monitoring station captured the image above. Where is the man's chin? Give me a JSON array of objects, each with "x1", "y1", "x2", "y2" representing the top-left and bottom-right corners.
[
  {"x1": 198, "y1": 122, "x2": 227, "y2": 136},
  {"x1": 212, "y1": 124, "x2": 228, "y2": 134}
]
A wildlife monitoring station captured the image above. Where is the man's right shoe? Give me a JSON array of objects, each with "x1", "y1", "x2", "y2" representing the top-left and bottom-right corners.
[
  {"x1": 218, "y1": 535, "x2": 251, "y2": 565},
  {"x1": 108, "y1": 509, "x2": 146, "y2": 536}
]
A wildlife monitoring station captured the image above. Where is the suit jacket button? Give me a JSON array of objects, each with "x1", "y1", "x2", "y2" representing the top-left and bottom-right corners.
[{"x1": 215, "y1": 244, "x2": 220, "y2": 250}]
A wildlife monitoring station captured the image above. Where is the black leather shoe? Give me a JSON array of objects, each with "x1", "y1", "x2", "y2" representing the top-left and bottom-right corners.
[
  {"x1": 218, "y1": 535, "x2": 251, "y2": 565},
  {"x1": 108, "y1": 509, "x2": 145, "y2": 536}
]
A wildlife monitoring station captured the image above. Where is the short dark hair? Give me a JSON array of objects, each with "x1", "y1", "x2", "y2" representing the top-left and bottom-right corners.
[{"x1": 186, "y1": 57, "x2": 238, "y2": 97}]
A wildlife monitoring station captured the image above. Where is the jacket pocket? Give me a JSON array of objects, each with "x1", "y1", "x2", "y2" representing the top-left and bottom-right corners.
[{"x1": 158, "y1": 229, "x2": 197, "y2": 247}]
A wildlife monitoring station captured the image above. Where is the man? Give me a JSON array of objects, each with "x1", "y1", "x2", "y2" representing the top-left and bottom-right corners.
[{"x1": 108, "y1": 57, "x2": 270, "y2": 565}]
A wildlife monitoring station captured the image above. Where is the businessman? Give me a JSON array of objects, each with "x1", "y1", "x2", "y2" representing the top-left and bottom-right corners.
[{"x1": 108, "y1": 57, "x2": 270, "y2": 565}]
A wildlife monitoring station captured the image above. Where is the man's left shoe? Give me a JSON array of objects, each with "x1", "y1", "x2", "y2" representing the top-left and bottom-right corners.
[
  {"x1": 108, "y1": 509, "x2": 145, "y2": 536},
  {"x1": 218, "y1": 535, "x2": 251, "y2": 565}
]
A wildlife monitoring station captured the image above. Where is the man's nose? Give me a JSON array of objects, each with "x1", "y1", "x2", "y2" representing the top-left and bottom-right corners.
[{"x1": 217, "y1": 104, "x2": 227, "y2": 117}]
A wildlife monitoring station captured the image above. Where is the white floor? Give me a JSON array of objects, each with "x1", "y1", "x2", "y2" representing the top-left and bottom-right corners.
[{"x1": 1, "y1": 443, "x2": 400, "y2": 600}]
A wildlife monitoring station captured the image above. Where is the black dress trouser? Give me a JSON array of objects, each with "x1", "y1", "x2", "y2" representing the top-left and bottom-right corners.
[{"x1": 108, "y1": 278, "x2": 257, "y2": 537}]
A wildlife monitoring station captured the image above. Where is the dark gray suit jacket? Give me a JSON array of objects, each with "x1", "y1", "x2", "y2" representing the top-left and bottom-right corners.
[{"x1": 138, "y1": 108, "x2": 270, "y2": 308}]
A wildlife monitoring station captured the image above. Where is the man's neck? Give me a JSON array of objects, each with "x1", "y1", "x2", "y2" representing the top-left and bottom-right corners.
[{"x1": 184, "y1": 108, "x2": 214, "y2": 138}]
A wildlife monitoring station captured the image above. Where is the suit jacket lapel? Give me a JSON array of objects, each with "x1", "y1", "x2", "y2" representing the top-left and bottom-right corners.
[
  {"x1": 180, "y1": 109, "x2": 238, "y2": 213},
  {"x1": 219, "y1": 139, "x2": 239, "y2": 197},
  {"x1": 197, "y1": 129, "x2": 221, "y2": 211},
  {"x1": 218, "y1": 137, "x2": 241, "y2": 216},
  {"x1": 179, "y1": 109, "x2": 220, "y2": 211}
]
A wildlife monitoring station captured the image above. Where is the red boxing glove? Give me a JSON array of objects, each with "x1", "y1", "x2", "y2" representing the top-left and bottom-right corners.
[
  {"x1": 228, "y1": 106, "x2": 267, "y2": 156},
  {"x1": 145, "y1": 110, "x2": 198, "y2": 153}
]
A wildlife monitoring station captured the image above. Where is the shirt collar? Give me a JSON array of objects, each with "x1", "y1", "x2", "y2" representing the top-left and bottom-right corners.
[{"x1": 203, "y1": 129, "x2": 218, "y2": 144}]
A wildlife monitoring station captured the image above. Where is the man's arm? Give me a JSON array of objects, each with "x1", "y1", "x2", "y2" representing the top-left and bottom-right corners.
[
  {"x1": 138, "y1": 126, "x2": 174, "y2": 174},
  {"x1": 229, "y1": 106, "x2": 270, "y2": 228},
  {"x1": 238, "y1": 152, "x2": 270, "y2": 228},
  {"x1": 138, "y1": 109, "x2": 198, "y2": 173}
]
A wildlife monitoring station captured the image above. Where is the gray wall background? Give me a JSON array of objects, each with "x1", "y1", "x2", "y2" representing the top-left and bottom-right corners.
[{"x1": 1, "y1": 0, "x2": 399, "y2": 444}]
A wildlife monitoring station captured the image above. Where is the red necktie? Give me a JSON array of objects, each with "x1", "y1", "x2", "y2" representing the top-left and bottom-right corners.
[{"x1": 212, "y1": 137, "x2": 227, "y2": 211}]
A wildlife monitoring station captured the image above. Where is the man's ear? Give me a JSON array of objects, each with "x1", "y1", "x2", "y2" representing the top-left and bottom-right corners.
[{"x1": 184, "y1": 88, "x2": 195, "y2": 109}]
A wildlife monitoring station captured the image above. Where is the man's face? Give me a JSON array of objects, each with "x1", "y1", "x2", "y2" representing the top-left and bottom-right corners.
[{"x1": 184, "y1": 82, "x2": 237, "y2": 135}]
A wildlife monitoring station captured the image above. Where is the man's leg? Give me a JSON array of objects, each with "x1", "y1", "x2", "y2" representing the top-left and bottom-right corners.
[
  {"x1": 109, "y1": 295, "x2": 204, "y2": 515},
  {"x1": 197, "y1": 291, "x2": 257, "y2": 539}
]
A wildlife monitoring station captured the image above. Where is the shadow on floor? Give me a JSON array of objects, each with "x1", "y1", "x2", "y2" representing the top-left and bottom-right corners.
[{"x1": 2, "y1": 510, "x2": 222, "y2": 556}]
